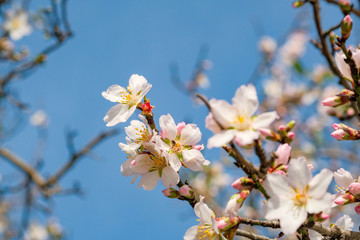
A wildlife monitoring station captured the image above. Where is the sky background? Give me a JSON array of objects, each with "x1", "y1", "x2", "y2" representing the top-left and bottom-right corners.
[{"x1": 1, "y1": 0, "x2": 352, "y2": 239}]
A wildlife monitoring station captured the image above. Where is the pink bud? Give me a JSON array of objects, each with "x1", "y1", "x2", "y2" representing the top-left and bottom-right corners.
[
  {"x1": 259, "y1": 128, "x2": 273, "y2": 137},
  {"x1": 331, "y1": 129, "x2": 346, "y2": 140},
  {"x1": 162, "y1": 188, "x2": 180, "y2": 198},
  {"x1": 355, "y1": 204, "x2": 360, "y2": 214},
  {"x1": 240, "y1": 190, "x2": 249, "y2": 199},
  {"x1": 275, "y1": 143, "x2": 291, "y2": 165},
  {"x1": 347, "y1": 108, "x2": 355, "y2": 116},
  {"x1": 274, "y1": 170, "x2": 286, "y2": 175},
  {"x1": 287, "y1": 132, "x2": 295, "y2": 139},
  {"x1": 320, "y1": 212, "x2": 330, "y2": 220},
  {"x1": 278, "y1": 125, "x2": 286, "y2": 131},
  {"x1": 130, "y1": 160, "x2": 136, "y2": 166},
  {"x1": 216, "y1": 219, "x2": 229, "y2": 230},
  {"x1": 349, "y1": 182, "x2": 360, "y2": 196},
  {"x1": 179, "y1": 185, "x2": 194, "y2": 198},
  {"x1": 334, "y1": 193, "x2": 354, "y2": 205},
  {"x1": 307, "y1": 164, "x2": 314, "y2": 171},
  {"x1": 333, "y1": 123, "x2": 341, "y2": 130},
  {"x1": 334, "y1": 195, "x2": 347, "y2": 205},
  {"x1": 231, "y1": 177, "x2": 254, "y2": 190},
  {"x1": 322, "y1": 96, "x2": 340, "y2": 107},
  {"x1": 176, "y1": 122, "x2": 186, "y2": 134}
]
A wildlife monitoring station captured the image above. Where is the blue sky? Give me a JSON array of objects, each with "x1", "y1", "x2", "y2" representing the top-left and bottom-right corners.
[{"x1": 2, "y1": 0, "x2": 349, "y2": 239}]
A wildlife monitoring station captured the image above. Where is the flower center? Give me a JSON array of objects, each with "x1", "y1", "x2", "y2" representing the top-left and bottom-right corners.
[
  {"x1": 232, "y1": 114, "x2": 251, "y2": 130},
  {"x1": 149, "y1": 155, "x2": 167, "y2": 170},
  {"x1": 118, "y1": 88, "x2": 140, "y2": 107},
  {"x1": 292, "y1": 190, "x2": 307, "y2": 206},
  {"x1": 134, "y1": 126, "x2": 151, "y2": 143},
  {"x1": 11, "y1": 18, "x2": 22, "y2": 30},
  {"x1": 197, "y1": 224, "x2": 217, "y2": 240}
]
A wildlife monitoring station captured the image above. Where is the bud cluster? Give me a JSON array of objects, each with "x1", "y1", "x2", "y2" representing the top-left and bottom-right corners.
[
  {"x1": 331, "y1": 123, "x2": 360, "y2": 141},
  {"x1": 322, "y1": 89, "x2": 355, "y2": 108},
  {"x1": 259, "y1": 120, "x2": 295, "y2": 144}
]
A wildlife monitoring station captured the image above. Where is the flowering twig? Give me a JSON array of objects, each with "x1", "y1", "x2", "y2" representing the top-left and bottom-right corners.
[{"x1": 236, "y1": 229, "x2": 275, "y2": 240}]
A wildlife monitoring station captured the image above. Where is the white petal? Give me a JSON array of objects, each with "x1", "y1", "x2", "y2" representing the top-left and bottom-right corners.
[
  {"x1": 121, "y1": 158, "x2": 134, "y2": 177},
  {"x1": 194, "y1": 196, "x2": 215, "y2": 224},
  {"x1": 182, "y1": 149, "x2": 208, "y2": 171},
  {"x1": 252, "y1": 111, "x2": 279, "y2": 129},
  {"x1": 287, "y1": 157, "x2": 312, "y2": 190},
  {"x1": 159, "y1": 114, "x2": 177, "y2": 140},
  {"x1": 209, "y1": 99, "x2": 237, "y2": 128},
  {"x1": 263, "y1": 174, "x2": 293, "y2": 198},
  {"x1": 168, "y1": 153, "x2": 181, "y2": 172},
  {"x1": 131, "y1": 154, "x2": 152, "y2": 174},
  {"x1": 183, "y1": 225, "x2": 198, "y2": 240},
  {"x1": 306, "y1": 193, "x2": 333, "y2": 214},
  {"x1": 207, "y1": 130, "x2": 237, "y2": 149},
  {"x1": 308, "y1": 169, "x2": 333, "y2": 199},
  {"x1": 161, "y1": 166, "x2": 180, "y2": 188},
  {"x1": 125, "y1": 120, "x2": 147, "y2": 139},
  {"x1": 180, "y1": 124, "x2": 201, "y2": 146},
  {"x1": 234, "y1": 130, "x2": 259, "y2": 146},
  {"x1": 308, "y1": 229, "x2": 322, "y2": 240},
  {"x1": 334, "y1": 168, "x2": 353, "y2": 189},
  {"x1": 232, "y1": 84, "x2": 259, "y2": 116},
  {"x1": 104, "y1": 104, "x2": 136, "y2": 126},
  {"x1": 335, "y1": 51, "x2": 352, "y2": 81},
  {"x1": 102, "y1": 85, "x2": 127, "y2": 102},
  {"x1": 128, "y1": 74, "x2": 152, "y2": 97},
  {"x1": 280, "y1": 206, "x2": 307, "y2": 235},
  {"x1": 335, "y1": 215, "x2": 354, "y2": 231},
  {"x1": 137, "y1": 171, "x2": 159, "y2": 190},
  {"x1": 263, "y1": 198, "x2": 293, "y2": 220}
]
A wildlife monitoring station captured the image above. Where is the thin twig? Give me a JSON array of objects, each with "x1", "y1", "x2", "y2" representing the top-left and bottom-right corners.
[{"x1": 236, "y1": 229, "x2": 275, "y2": 240}]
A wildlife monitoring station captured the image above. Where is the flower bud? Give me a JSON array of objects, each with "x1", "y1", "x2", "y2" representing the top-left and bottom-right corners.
[
  {"x1": 259, "y1": 128, "x2": 273, "y2": 137},
  {"x1": 349, "y1": 182, "x2": 360, "y2": 196},
  {"x1": 275, "y1": 143, "x2": 292, "y2": 166},
  {"x1": 334, "y1": 193, "x2": 355, "y2": 205},
  {"x1": 331, "y1": 123, "x2": 359, "y2": 140},
  {"x1": 341, "y1": 15, "x2": 353, "y2": 40},
  {"x1": 162, "y1": 188, "x2": 180, "y2": 198},
  {"x1": 141, "y1": 99, "x2": 154, "y2": 115},
  {"x1": 225, "y1": 190, "x2": 250, "y2": 218},
  {"x1": 339, "y1": 0, "x2": 352, "y2": 12},
  {"x1": 292, "y1": 1, "x2": 305, "y2": 8},
  {"x1": 278, "y1": 125, "x2": 286, "y2": 131},
  {"x1": 287, "y1": 132, "x2": 295, "y2": 139},
  {"x1": 179, "y1": 185, "x2": 194, "y2": 198},
  {"x1": 286, "y1": 120, "x2": 296, "y2": 130},
  {"x1": 329, "y1": 32, "x2": 336, "y2": 45},
  {"x1": 231, "y1": 177, "x2": 254, "y2": 190},
  {"x1": 355, "y1": 203, "x2": 360, "y2": 214}
]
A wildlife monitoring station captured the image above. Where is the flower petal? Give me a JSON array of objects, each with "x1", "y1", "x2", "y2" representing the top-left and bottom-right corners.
[
  {"x1": 128, "y1": 74, "x2": 152, "y2": 97},
  {"x1": 209, "y1": 99, "x2": 237, "y2": 128},
  {"x1": 334, "y1": 168, "x2": 353, "y2": 189},
  {"x1": 102, "y1": 85, "x2": 127, "y2": 102},
  {"x1": 183, "y1": 225, "x2": 198, "y2": 240},
  {"x1": 104, "y1": 104, "x2": 136, "y2": 126},
  {"x1": 308, "y1": 169, "x2": 333, "y2": 199},
  {"x1": 287, "y1": 157, "x2": 312, "y2": 189},
  {"x1": 161, "y1": 166, "x2": 180, "y2": 188},
  {"x1": 307, "y1": 193, "x2": 333, "y2": 214},
  {"x1": 252, "y1": 111, "x2": 279, "y2": 129},
  {"x1": 263, "y1": 173, "x2": 293, "y2": 198},
  {"x1": 207, "y1": 130, "x2": 237, "y2": 149},
  {"x1": 180, "y1": 124, "x2": 201, "y2": 146},
  {"x1": 159, "y1": 114, "x2": 177, "y2": 140},
  {"x1": 137, "y1": 171, "x2": 160, "y2": 190},
  {"x1": 280, "y1": 206, "x2": 307, "y2": 235},
  {"x1": 232, "y1": 84, "x2": 259, "y2": 116}
]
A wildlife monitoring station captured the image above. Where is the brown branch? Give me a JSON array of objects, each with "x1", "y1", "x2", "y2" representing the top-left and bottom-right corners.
[
  {"x1": 238, "y1": 217, "x2": 280, "y2": 229},
  {"x1": 44, "y1": 129, "x2": 118, "y2": 187},
  {"x1": 0, "y1": 147, "x2": 45, "y2": 187},
  {"x1": 255, "y1": 140, "x2": 268, "y2": 177},
  {"x1": 236, "y1": 229, "x2": 275, "y2": 240}
]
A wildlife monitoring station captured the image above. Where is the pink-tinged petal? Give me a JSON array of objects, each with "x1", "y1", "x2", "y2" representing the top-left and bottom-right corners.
[
  {"x1": 234, "y1": 130, "x2": 259, "y2": 146},
  {"x1": 159, "y1": 114, "x2": 177, "y2": 140},
  {"x1": 287, "y1": 157, "x2": 312, "y2": 189},
  {"x1": 130, "y1": 154, "x2": 152, "y2": 174},
  {"x1": 137, "y1": 171, "x2": 160, "y2": 190},
  {"x1": 207, "y1": 130, "x2": 237, "y2": 149},
  {"x1": 263, "y1": 174, "x2": 293, "y2": 198},
  {"x1": 349, "y1": 182, "x2": 360, "y2": 195},
  {"x1": 182, "y1": 149, "x2": 207, "y2": 171},
  {"x1": 102, "y1": 85, "x2": 127, "y2": 102},
  {"x1": 307, "y1": 193, "x2": 333, "y2": 213},
  {"x1": 334, "y1": 168, "x2": 353, "y2": 189},
  {"x1": 183, "y1": 225, "x2": 199, "y2": 240},
  {"x1": 161, "y1": 166, "x2": 180, "y2": 188},
  {"x1": 352, "y1": 48, "x2": 360, "y2": 69},
  {"x1": 128, "y1": 74, "x2": 152, "y2": 97},
  {"x1": 280, "y1": 206, "x2": 307, "y2": 235},
  {"x1": 104, "y1": 104, "x2": 136, "y2": 126},
  {"x1": 205, "y1": 113, "x2": 222, "y2": 133},
  {"x1": 121, "y1": 158, "x2": 134, "y2": 177},
  {"x1": 232, "y1": 84, "x2": 259, "y2": 116},
  {"x1": 335, "y1": 215, "x2": 354, "y2": 231},
  {"x1": 194, "y1": 196, "x2": 215, "y2": 224},
  {"x1": 335, "y1": 51, "x2": 352, "y2": 80},
  {"x1": 308, "y1": 169, "x2": 333, "y2": 199},
  {"x1": 176, "y1": 122, "x2": 186, "y2": 134},
  {"x1": 252, "y1": 111, "x2": 279, "y2": 129},
  {"x1": 263, "y1": 198, "x2": 293, "y2": 220},
  {"x1": 180, "y1": 124, "x2": 201, "y2": 146},
  {"x1": 209, "y1": 99, "x2": 237, "y2": 128},
  {"x1": 275, "y1": 143, "x2": 292, "y2": 165},
  {"x1": 125, "y1": 120, "x2": 147, "y2": 140}
]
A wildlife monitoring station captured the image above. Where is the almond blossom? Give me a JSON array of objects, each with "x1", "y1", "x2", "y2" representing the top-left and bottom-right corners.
[
  {"x1": 127, "y1": 136, "x2": 179, "y2": 190},
  {"x1": 206, "y1": 84, "x2": 279, "y2": 148},
  {"x1": 263, "y1": 157, "x2": 333, "y2": 235},
  {"x1": 184, "y1": 196, "x2": 226, "y2": 240},
  {"x1": 102, "y1": 74, "x2": 152, "y2": 126},
  {"x1": 4, "y1": 10, "x2": 32, "y2": 41},
  {"x1": 159, "y1": 114, "x2": 210, "y2": 171}
]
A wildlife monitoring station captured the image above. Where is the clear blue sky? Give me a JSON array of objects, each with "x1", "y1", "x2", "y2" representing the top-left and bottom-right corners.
[{"x1": 3, "y1": 0, "x2": 347, "y2": 239}]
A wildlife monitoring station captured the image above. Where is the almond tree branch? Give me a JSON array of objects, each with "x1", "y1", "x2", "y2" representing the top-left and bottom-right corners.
[
  {"x1": 44, "y1": 129, "x2": 118, "y2": 187},
  {"x1": 236, "y1": 229, "x2": 275, "y2": 240}
]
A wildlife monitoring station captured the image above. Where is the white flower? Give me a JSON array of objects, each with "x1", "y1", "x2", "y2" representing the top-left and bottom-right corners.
[
  {"x1": 263, "y1": 157, "x2": 333, "y2": 235},
  {"x1": 129, "y1": 137, "x2": 179, "y2": 190},
  {"x1": 24, "y1": 223, "x2": 48, "y2": 240},
  {"x1": 102, "y1": 74, "x2": 152, "y2": 126},
  {"x1": 184, "y1": 196, "x2": 226, "y2": 240},
  {"x1": 280, "y1": 31, "x2": 307, "y2": 65},
  {"x1": 30, "y1": 110, "x2": 49, "y2": 128},
  {"x1": 334, "y1": 168, "x2": 353, "y2": 190},
  {"x1": 159, "y1": 114, "x2": 210, "y2": 171},
  {"x1": 207, "y1": 84, "x2": 279, "y2": 148},
  {"x1": 335, "y1": 47, "x2": 360, "y2": 82},
  {"x1": 309, "y1": 215, "x2": 353, "y2": 240},
  {"x1": 118, "y1": 115, "x2": 154, "y2": 155},
  {"x1": 4, "y1": 10, "x2": 32, "y2": 41},
  {"x1": 258, "y1": 36, "x2": 277, "y2": 55}
]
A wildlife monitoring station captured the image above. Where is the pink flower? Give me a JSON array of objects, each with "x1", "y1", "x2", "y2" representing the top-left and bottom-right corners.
[{"x1": 275, "y1": 143, "x2": 291, "y2": 166}]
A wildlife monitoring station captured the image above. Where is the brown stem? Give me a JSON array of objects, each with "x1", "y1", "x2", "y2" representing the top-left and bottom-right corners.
[{"x1": 236, "y1": 229, "x2": 274, "y2": 240}]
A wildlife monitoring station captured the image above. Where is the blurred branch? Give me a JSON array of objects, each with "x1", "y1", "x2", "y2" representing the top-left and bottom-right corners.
[{"x1": 236, "y1": 230, "x2": 274, "y2": 240}]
